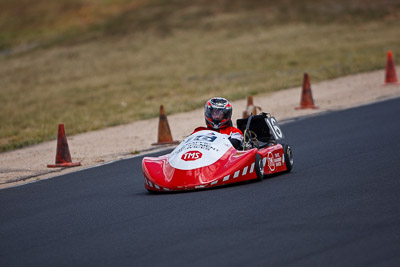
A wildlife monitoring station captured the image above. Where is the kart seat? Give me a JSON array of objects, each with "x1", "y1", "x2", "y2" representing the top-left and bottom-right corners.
[
  {"x1": 236, "y1": 113, "x2": 274, "y2": 146},
  {"x1": 257, "y1": 139, "x2": 277, "y2": 149}
]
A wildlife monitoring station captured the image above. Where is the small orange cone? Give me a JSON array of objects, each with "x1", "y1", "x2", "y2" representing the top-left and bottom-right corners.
[
  {"x1": 384, "y1": 51, "x2": 399, "y2": 85},
  {"x1": 152, "y1": 105, "x2": 179, "y2": 146},
  {"x1": 295, "y1": 73, "x2": 318, "y2": 109},
  {"x1": 47, "y1": 124, "x2": 81, "y2": 168},
  {"x1": 242, "y1": 95, "x2": 262, "y2": 118}
]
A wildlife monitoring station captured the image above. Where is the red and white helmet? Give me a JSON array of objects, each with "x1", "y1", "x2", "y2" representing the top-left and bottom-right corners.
[{"x1": 205, "y1": 97, "x2": 232, "y2": 130}]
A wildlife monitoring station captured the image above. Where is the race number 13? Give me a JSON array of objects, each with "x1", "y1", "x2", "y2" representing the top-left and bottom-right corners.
[{"x1": 266, "y1": 117, "x2": 284, "y2": 140}]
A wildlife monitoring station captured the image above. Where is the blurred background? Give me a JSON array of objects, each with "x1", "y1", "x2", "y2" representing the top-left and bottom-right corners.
[{"x1": 1, "y1": 0, "x2": 400, "y2": 152}]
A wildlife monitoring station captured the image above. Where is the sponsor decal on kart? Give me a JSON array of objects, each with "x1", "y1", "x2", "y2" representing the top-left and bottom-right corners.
[
  {"x1": 169, "y1": 130, "x2": 232, "y2": 170},
  {"x1": 274, "y1": 152, "x2": 282, "y2": 167},
  {"x1": 181, "y1": 151, "x2": 203, "y2": 161},
  {"x1": 267, "y1": 152, "x2": 275, "y2": 171}
]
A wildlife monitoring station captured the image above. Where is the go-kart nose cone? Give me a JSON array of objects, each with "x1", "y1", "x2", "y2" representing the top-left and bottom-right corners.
[{"x1": 168, "y1": 130, "x2": 232, "y2": 170}]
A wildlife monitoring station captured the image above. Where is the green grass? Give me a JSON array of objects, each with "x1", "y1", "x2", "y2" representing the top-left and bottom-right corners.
[{"x1": 1, "y1": 0, "x2": 400, "y2": 152}]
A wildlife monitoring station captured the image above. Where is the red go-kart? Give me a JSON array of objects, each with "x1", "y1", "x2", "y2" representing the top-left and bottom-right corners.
[{"x1": 142, "y1": 113, "x2": 293, "y2": 192}]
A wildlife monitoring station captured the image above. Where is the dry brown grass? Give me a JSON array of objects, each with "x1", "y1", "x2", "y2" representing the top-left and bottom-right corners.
[{"x1": 1, "y1": 0, "x2": 400, "y2": 151}]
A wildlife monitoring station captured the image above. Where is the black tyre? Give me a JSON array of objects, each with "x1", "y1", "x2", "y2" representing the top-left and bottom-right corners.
[
  {"x1": 255, "y1": 153, "x2": 264, "y2": 181},
  {"x1": 283, "y1": 144, "x2": 293, "y2": 173}
]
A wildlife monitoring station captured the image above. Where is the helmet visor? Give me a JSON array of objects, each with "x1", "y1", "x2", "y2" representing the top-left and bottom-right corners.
[
  {"x1": 211, "y1": 109, "x2": 225, "y2": 122},
  {"x1": 205, "y1": 106, "x2": 231, "y2": 124}
]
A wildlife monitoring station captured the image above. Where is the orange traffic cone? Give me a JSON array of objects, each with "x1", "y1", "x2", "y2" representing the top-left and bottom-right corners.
[
  {"x1": 295, "y1": 73, "x2": 318, "y2": 109},
  {"x1": 384, "y1": 51, "x2": 399, "y2": 85},
  {"x1": 242, "y1": 95, "x2": 262, "y2": 118},
  {"x1": 47, "y1": 124, "x2": 81, "y2": 168},
  {"x1": 152, "y1": 105, "x2": 179, "y2": 146}
]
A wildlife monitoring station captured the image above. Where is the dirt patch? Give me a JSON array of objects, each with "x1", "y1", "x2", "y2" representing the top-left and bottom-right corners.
[{"x1": 1, "y1": 68, "x2": 399, "y2": 189}]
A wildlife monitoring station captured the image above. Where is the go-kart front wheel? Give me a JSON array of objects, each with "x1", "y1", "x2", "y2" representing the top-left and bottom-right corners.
[{"x1": 255, "y1": 154, "x2": 264, "y2": 181}]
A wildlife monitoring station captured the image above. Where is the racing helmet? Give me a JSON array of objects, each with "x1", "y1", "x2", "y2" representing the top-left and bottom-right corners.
[{"x1": 205, "y1": 97, "x2": 233, "y2": 130}]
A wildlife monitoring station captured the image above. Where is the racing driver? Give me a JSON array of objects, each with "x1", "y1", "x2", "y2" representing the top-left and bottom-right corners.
[{"x1": 193, "y1": 97, "x2": 243, "y2": 149}]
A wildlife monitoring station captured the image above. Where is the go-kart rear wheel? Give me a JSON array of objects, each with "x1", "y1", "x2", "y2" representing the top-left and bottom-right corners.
[
  {"x1": 255, "y1": 154, "x2": 264, "y2": 181},
  {"x1": 283, "y1": 144, "x2": 293, "y2": 173}
]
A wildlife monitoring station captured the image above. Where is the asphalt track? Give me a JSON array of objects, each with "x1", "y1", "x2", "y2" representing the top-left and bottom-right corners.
[{"x1": 1, "y1": 98, "x2": 400, "y2": 267}]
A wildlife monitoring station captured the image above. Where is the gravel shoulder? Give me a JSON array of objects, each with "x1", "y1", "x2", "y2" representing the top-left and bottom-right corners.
[{"x1": 1, "y1": 68, "x2": 399, "y2": 189}]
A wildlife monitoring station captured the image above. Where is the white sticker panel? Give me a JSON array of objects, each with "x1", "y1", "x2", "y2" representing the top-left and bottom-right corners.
[{"x1": 169, "y1": 130, "x2": 232, "y2": 170}]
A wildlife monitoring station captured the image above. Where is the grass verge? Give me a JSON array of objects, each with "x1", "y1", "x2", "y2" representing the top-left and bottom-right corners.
[{"x1": 1, "y1": 0, "x2": 400, "y2": 152}]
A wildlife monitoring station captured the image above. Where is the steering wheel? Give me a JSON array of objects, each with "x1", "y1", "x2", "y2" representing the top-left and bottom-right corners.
[{"x1": 243, "y1": 130, "x2": 259, "y2": 149}]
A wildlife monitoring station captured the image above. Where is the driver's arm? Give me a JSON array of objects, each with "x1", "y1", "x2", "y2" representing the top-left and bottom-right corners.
[
  {"x1": 229, "y1": 138, "x2": 242, "y2": 150},
  {"x1": 228, "y1": 131, "x2": 243, "y2": 150}
]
